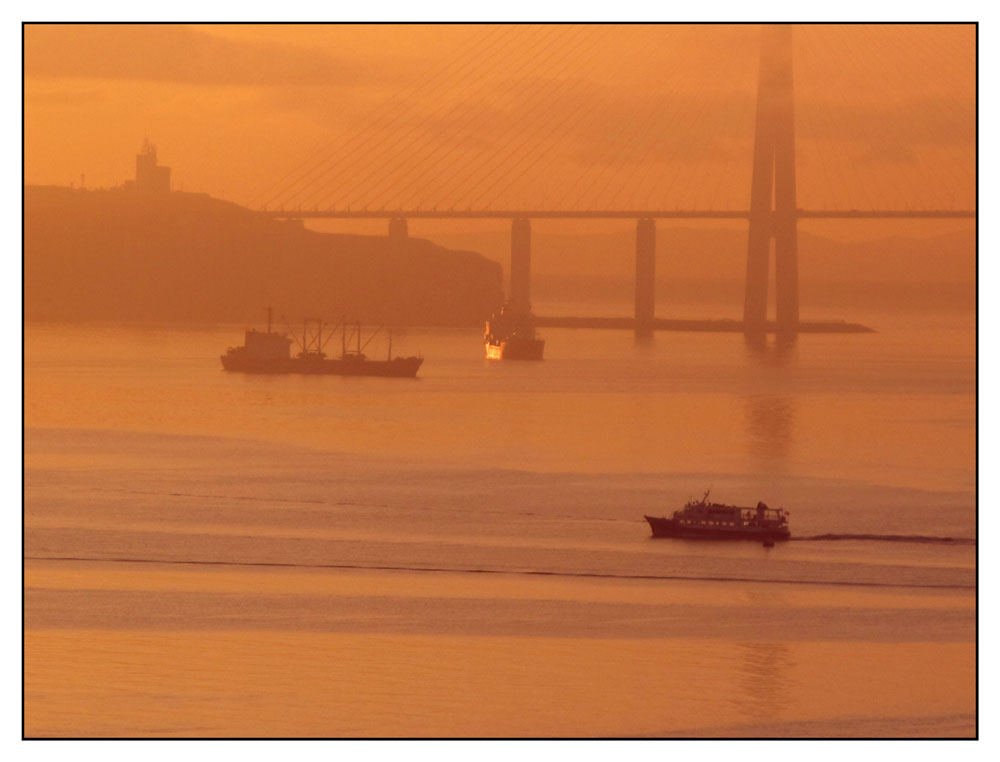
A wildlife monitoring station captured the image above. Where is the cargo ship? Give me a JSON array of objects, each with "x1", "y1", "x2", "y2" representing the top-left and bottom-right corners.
[
  {"x1": 644, "y1": 490, "x2": 790, "y2": 541},
  {"x1": 484, "y1": 304, "x2": 544, "y2": 360},
  {"x1": 221, "y1": 309, "x2": 423, "y2": 378}
]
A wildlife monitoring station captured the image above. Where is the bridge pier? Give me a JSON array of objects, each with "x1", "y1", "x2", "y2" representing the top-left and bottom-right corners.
[
  {"x1": 510, "y1": 217, "x2": 532, "y2": 312},
  {"x1": 634, "y1": 218, "x2": 656, "y2": 337},
  {"x1": 774, "y1": 211, "x2": 799, "y2": 333},
  {"x1": 388, "y1": 216, "x2": 408, "y2": 240}
]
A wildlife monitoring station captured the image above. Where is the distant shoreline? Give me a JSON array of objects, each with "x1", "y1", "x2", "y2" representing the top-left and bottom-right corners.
[{"x1": 534, "y1": 316, "x2": 875, "y2": 333}]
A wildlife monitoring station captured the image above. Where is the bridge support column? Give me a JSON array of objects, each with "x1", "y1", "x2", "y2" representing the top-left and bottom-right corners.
[
  {"x1": 744, "y1": 23, "x2": 798, "y2": 337},
  {"x1": 388, "y1": 216, "x2": 409, "y2": 240},
  {"x1": 510, "y1": 217, "x2": 532, "y2": 313},
  {"x1": 774, "y1": 213, "x2": 799, "y2": 334},
  {"x1": 634, "y1": 218, "x2": 656, "y2": 337}
]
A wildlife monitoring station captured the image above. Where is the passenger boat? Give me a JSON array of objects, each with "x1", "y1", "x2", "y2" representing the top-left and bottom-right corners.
[{"x1": 644, "y1": 490, "x2": 790, "y2": 541}]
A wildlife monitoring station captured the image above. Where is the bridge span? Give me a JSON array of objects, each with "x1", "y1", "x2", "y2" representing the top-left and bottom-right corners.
[
  {"x1": 257, "y1": 25, "x2": 975, "y2": 339},
  {"x1": 260, "y1": 209, "x2": 975, "y2": 220},
  {"x1": 261, "y1": 207, "x2": 974, "y2": 339}
]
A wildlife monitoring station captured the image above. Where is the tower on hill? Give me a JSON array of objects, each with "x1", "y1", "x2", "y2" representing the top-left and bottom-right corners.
[{"x1": 127, "y1": 139, "x2": 171, "y2": 195}]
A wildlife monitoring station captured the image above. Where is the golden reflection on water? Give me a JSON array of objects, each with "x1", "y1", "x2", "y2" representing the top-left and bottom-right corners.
[
  {"x1": 25, "y1": 630, "x2": 973, "y2": 737},
  {"x1": 743, "y1": 334, "x2": 796, "y2": 465},
  {"x1": 731, "y1": 642, "x2": 795, "y2": 724},
  {"x1": 744, "y1": 395, "x2": 795, "y2": 461}
]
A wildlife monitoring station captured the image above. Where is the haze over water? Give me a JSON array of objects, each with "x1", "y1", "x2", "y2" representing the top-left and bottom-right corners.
[
  {"x1": 23, "y1": 22, "x2": 976, "y2": 739},
  {"x1": 25, "y1": 294, "x2": 975, "y2": 737}
]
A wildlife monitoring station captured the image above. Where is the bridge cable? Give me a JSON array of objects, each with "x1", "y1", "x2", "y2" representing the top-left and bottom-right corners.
[
  {"x1": 289, "y1": 26, "x2": 558, "y2": 210},
  {"x1": 404, "y1": 26, "x2": 616, "y2": 211},
  {"x1": 265, "y1": 25, "x2": 518, "y2": 209},
  {"x1": 356, "y1": 25, "x2": 598, "y2": 211},
  {"x1": 251, "y1": 26, "x2": 508, "y2": 208}
]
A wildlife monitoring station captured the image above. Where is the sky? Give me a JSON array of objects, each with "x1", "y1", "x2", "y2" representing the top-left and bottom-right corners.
[{"x1": 24, "y1": 23, "x2": 976, "y2": 220}]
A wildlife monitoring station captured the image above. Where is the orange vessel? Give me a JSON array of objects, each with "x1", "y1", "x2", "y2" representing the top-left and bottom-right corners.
[{"x1": 484, "y1": 304, "x2": 544, "y2": 361}]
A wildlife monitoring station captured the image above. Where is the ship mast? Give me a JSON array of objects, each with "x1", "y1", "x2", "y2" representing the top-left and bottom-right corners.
[{"x1": 266, "y1": 306, "x2": 273, "y2": 334}]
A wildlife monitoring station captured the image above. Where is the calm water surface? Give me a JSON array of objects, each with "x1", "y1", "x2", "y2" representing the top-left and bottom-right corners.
[{"x1": 24, "y1": 303, "x2": 976, "y2": 737}]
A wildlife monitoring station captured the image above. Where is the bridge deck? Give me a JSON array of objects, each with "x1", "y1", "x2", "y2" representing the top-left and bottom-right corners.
[{"x1": 260, "y1": 209, "x2": 974, "y2": 220}]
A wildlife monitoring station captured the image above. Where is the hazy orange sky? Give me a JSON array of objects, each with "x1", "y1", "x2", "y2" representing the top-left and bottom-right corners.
[{"x1": 25, "y1": 23, "x2": 975, "y2": 219}]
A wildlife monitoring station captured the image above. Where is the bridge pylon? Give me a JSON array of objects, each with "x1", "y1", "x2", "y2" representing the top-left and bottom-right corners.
[{"x1": 744, "y1": 24, "x2": 799, "y2": 336}]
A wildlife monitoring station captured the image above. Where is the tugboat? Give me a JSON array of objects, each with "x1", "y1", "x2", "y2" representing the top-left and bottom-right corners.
[
  {"x1": 484, "y1": 303, "x2": 544, "y2": 360},
  {"x1": 644, "y1": 489, "x2": 791, "y2": 541},
  {"x1": 221, "y1": 308, "x2": 423, "y2": 378}
]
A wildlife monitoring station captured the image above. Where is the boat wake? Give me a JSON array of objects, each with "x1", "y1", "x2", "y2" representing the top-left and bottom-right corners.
[{"x1": 794, "y1": 533, "x2": 975, "y2": 545}]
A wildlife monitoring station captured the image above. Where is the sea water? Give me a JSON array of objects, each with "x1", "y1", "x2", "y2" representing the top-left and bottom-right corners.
[{"x1": 24, "y1": 299, "x2": 976, "y2": 737}]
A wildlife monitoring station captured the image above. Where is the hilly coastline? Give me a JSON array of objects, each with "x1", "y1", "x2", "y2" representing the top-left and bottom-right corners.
[{"x1": 25, "y1": 186, "x2": 504, "y2": 326}]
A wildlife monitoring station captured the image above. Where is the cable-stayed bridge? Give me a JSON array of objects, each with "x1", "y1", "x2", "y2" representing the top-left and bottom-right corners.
[{"x1": 252, "y1": 24, "x2": 975, "y2": 336}]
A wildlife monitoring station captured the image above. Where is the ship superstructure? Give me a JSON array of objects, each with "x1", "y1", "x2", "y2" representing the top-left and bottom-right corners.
[
  {"x1": 644, "y1": 490, "x2": 790, "y2": 541},
  {"x1": 484, "y1": 303, "x2": 544, "y2": 361},
  {"x1": 221, "y1": 309, "x2": 422, "y2": 377}
]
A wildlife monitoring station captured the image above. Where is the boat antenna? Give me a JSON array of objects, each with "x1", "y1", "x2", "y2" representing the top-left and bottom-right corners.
[
  {"x1": 320, "y1": 319, "x2": 342, "y2": 353},
  {"x1": 359, "y1": 324, "x2": 383, "y2": 353},
  {"x1": 266, "y1": 306, "x2": 273, "y2": 333},
  {"x1": 342, "y1": 317, "x2": 347, "y2": 356},
  {"x1": 357, "y1": 320, "x2": 362, "y2": 355},
  {"x1": 282, "y1": 315, "x2": 304, "y2": 351}
]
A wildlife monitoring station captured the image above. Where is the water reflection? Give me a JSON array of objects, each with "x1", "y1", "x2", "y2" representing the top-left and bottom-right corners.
[
  {"x1": 632, "y1": 334, "x2": 656, "y2": 349},
  {"x1": 743, "y1": 332, "x2": 797, "y2": 366},
  {"x1": 744, "y1": 395, "x2": 795, "y2": 460},
  {"x1": 743, "y1": 334, "x2": 796, "y2": 463},
  {"x1": 730, "y1": 641, "x2": 795, "y2": 724}
]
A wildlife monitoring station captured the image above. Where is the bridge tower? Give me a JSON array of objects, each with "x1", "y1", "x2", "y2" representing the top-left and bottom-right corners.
[{"x1": 744, "y1": 24, "x2": 799, "y2": 336}]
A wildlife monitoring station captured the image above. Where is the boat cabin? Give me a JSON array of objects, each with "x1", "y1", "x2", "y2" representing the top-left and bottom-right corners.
[
  {"x1": 243, "y1": 329, "x2": 292, "y2": 360},
  {"x1": 673, "y1": 500, "x2": 787, "y2": 530}
]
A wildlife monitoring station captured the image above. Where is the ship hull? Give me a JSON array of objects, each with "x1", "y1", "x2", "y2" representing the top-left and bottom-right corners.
[
  {"x1": 221, "y1": 355, "x2": 423, "y2": 377},
  {"x1": 644, "y1": 515, "x2": 790, "y2": 541},
  {"x1": 485, "y1": 338, "x2": 545, "y2": 361}
]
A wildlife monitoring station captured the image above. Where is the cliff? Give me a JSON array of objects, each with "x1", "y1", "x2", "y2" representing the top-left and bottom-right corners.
[{"x1": 24, "y1": 186, "x2": 504, "y2": 325}]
